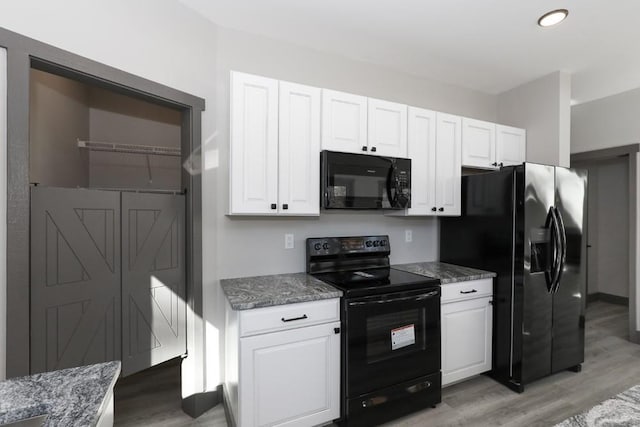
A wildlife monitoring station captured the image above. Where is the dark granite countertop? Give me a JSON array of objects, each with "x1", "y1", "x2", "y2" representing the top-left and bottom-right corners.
[
  {"x1": 221, "y1": 273, "x2": 342, "y2": 310},
  {"x1": 0, "y1": 361, "x2": 120, "y2": 426},
  {"x1": 392, "y1": 262, "x2": 496, "y2": 284}
]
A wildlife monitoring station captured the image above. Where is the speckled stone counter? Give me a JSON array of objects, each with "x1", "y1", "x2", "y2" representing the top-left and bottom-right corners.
[
  {"x1": 0, "y1": 361, "x2": 120, "y2": 426},
  {"x1": 392, "y1": 262, "x2": 496, "y2": 284},
  {"x1": 221, "y1": 273, "x2": 342, "y2": 310}
]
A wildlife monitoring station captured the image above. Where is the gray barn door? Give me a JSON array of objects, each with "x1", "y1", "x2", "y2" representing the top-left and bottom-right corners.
[
  {"x1": 30, "y1": 187, "x2": 121, "y2": 374},
  {"x1": 121, "y1": 192, "x2": 186, "y2": 376}
]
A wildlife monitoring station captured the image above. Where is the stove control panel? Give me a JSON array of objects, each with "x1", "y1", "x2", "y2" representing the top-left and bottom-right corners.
[{"x1": 307, "y1": 235, "x2": 390, "y2": 257}]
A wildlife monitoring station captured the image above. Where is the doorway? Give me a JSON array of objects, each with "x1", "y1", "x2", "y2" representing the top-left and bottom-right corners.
[{"x1": 572, "y1": 144, "x2": 639, "y2": 343}]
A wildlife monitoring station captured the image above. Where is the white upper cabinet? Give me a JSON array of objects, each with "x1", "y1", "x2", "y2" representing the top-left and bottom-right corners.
[
  {"x1": 462, "y1": 118, "x2": 496, "y2": 169},
  {"x1": 496, "y1": 124, "x2": 526, "y2": 167},
  {"x1": 230, "y1": 72, "x2": 279, "y2": 215},
  {"x1": 462, "y1": 118, "x2": 526, "y2": 169},
  {"x1": 367, "y1": 98, "x2": 407, "y2": 157},
  {"x1": 435, "y1": 113, "x2": 462, "y2": 216},
  {"x1": 405, "y1": 107, "x2": 437, "y2": 216},
  {"x1": 321, "y1": 89, "x2": 368, "y2": 154},
  {"x1": 387, "y1": 109, "x2": 460, "y2": 217},
  {"x1": 279, "y1": 81, "x2": 321, "y2": 215},
  {"x1": 230, "y1": 72, "x2": 320, "y2": 216}
]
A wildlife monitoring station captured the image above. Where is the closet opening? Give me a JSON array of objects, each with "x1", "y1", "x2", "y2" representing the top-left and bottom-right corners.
[
  {"x1": 29, "y1": 68, "x2": 182, "y2": 192},
  {"x1": 28, "y1": 66, "x2": 188, "y2": 378}
]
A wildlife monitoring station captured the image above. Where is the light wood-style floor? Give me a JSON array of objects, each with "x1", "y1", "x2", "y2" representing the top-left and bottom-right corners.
[{"x1": 114, "y1": 301, "x2": 639, "y2": 426}]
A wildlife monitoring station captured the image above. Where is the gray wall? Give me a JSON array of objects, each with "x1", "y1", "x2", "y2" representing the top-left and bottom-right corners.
[
  {"x1": 87, "y1": 86, "x2": 182, "y2": 191},
  {"x1": 29, "y1": 69, "x2": 90, "y2": 187},
  {"x1": 583, "y1": 158, "x2": 629, "y2": 297},
  {"x1": 497, "y1": 71, "x2": 571, "y2": 167}
]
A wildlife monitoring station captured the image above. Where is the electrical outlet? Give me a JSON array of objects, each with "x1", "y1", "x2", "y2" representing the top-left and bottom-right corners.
[
  {"x1": 285, "y1": 234, "x2": 294, "y2": 249},
  {"x1": 405, "y1": 229, "x2": 413, "y2": 243}
]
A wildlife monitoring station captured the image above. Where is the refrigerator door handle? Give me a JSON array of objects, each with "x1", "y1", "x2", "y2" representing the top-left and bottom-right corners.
[
  {"x1": 545, "y1": 207, "x2": 563, "y2": 293},
  {"x1": 552, "y1": 207, "x2": 568, "y2": 293}
]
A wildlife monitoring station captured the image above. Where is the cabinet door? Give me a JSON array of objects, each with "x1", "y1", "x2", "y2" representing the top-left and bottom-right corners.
[
  {"x1": 407, "y1": 107, "x2": 437, "y2": 215},
  {"x1": 279, "y1": 82, "x2": 321, "y2": 215},
  {"x1": 462, "y1": 118, "x2": 496, "y2": 169},
  {"x1": 435, "y1": 113, "x2": 462, "y2": 216},
  {"x1": 230, "y1": 71, "x2": 279, "y2": 214},
  {"x1": 240, "y1": 322, "x2": 341, "y2": 427},
  {"x1": 368, "y1": 98, "x2": 407, "y2": 157},
  {"x1": 496, "y1": 124, "x2": 526, "y2": 167},
  {"x1": 321, "y1": 89, "x2": 367, "y2": 154},
  {"x1": 441, "y1": 297, "x2": 493, "y2": 386}
]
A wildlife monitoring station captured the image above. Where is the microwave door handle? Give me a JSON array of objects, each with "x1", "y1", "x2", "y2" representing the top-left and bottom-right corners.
[
  {"x1": 386, "y1": 163, "x2": 399, "y2": 207},
  {"x1": 348, "y1": 290, "x2": 440, "y2": 306}
]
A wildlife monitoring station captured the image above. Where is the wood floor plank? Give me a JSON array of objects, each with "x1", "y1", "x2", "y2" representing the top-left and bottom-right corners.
[{"x1": 114, "y1": 301, "x2": 639, "y2": 426}]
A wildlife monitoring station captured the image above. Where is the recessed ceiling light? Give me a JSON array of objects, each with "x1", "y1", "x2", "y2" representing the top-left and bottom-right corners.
[{"x1": 538, "y1": 9, "x2": 569, "y2": 27}]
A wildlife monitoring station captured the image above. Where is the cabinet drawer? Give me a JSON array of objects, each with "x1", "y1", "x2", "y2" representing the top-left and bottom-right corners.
[
  {"x1": 441, "y1": 278, "x2": 493, "y2": 303},
  {"x1": 239, "y1": 298, "x2": 340, "y2": 337}
]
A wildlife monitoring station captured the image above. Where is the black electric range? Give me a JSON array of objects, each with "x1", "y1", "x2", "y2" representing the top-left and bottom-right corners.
[
  {"x1": 307, "y1": 235, "x2": 442, "y2": 426},
  {"x1": 313, "y1": 267, "x2": 440, "y2": 298}
]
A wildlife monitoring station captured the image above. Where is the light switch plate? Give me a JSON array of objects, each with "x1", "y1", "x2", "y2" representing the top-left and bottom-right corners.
[
  {"x1": 405, "y1": 229, "x2": 413, "y2": 243},
  {"x1": 285, "y1": 234, "x2": 294, "y2": 249}
]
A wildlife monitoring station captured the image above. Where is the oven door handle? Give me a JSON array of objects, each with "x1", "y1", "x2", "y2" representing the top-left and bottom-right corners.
[{"x1": 348, "y1": 290, "x2": 440, "y2": 306}]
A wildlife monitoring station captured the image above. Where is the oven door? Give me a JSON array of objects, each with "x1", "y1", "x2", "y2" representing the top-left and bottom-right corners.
[{"x1": 344, "y1": 287, "x2": 440, "y2": 397}]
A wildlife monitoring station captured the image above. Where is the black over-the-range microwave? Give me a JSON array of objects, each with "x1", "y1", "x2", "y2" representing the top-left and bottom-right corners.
[{"x1": 321, "y1": 150, "x2": 411, "y2": 210}]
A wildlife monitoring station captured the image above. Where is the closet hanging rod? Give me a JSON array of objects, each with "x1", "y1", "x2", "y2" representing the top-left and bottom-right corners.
[{"x1": 77, "y1": 139, "x2": 181, "y2": 157}]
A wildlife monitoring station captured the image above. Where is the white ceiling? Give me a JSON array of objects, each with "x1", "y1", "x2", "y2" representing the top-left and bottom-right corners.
[{"x1": 178, "y1": 0, "x2": 640, "y2": 105}]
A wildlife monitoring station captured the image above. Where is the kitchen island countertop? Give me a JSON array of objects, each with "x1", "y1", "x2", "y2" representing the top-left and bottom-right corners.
[
  {"x1": 221, "y1": 273, "x2": 342, "y2": 310},
  {"x1": 0, "y1": 361, "x2": 120, "y2": 426},
  {"x1": 392, "y1": 261, "x2": 496, "y2": 284}
]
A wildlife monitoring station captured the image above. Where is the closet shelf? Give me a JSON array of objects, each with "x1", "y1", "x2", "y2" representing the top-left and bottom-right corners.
[{"x1": 77, "y1": 139, "x2": 181, "y2": 157}]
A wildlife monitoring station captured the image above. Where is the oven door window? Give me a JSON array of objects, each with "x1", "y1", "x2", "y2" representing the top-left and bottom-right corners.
[{"x1": 345, "y1": 289, "x2": 440, "y2": 397}]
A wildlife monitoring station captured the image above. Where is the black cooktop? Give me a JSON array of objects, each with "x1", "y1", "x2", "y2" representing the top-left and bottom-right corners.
[{"x1": 313, "y1": 267, "x2": 440, "y2": 298}]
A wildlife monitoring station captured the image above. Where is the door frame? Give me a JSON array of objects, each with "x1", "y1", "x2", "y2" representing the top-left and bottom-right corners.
[
  {"x1": 0, "y1": 27, "x2": 210, "y2": 415},
  {"x1": 571, "y1": 143, "x2": 640, "y2": 344}
]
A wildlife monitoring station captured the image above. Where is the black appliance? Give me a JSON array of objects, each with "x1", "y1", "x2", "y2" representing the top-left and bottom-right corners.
[
  {"x1": 440, "y1": 163, "x2": 587, "y2": 392},
  {"x1": 321, "y1": 150, "x2": 411, "y2": 210},
  {"x1": 307, "y1": 235, "x2": 441, "y2": 426}
]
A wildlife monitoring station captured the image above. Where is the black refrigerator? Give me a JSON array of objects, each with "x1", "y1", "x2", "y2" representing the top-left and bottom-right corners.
[{"x1": 440, "y1": 163, "x2": 587, "y2": 392}]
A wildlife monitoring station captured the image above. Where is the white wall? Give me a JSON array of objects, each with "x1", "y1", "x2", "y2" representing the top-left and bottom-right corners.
[
  {"x1": 572, "y1": 87, "x2": 640, "y2": 153},
  {"x1": 0, "y1": 47, "x2": 7, "y2": 381},
  {"x1": 497, "y1": 71, "x2": 572, "y2": 167}
]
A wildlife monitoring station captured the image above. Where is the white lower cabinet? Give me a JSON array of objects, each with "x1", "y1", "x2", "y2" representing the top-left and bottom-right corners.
[
  {"x1": 441, "y1": 279, "x2": 493, "y2": 386},
  {"x1": 225, "y1": 299, "x2": 341, "y2": 427}
]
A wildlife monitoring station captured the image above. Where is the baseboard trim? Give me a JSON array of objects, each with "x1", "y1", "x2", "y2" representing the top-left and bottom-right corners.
[
  {"x1": 222, "y1": 386, "x2": 237, "y2": 427},
  {"x1": 182, "y1": 385, "x2": 222, "y2": 419},
  {"x1": 587, "y1": 292, "x2": 629, "y2": 306}
]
